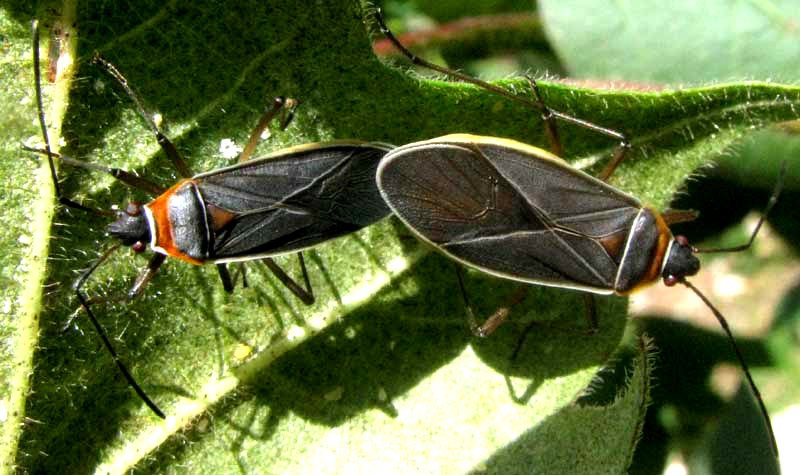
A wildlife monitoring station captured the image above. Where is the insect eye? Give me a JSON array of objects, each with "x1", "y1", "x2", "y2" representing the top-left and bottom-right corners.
[
  {"x1": 132, "y1": 241, "x2": 147, "y2": 253},
  {"x1": 125, "y1": 202, "x2": 142, "y2": 216},
  {"x1": 675, "y1": 235, "x2": 689, "y2": 247},
  {"x1": 663, "y1": 275, "x2": 679, "y2": 287}
]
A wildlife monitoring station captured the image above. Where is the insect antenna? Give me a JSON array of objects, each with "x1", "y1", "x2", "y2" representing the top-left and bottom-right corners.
[
  {"x1": 32, "y1": 19, "x2": 165, "y2": 419},
  {"x1": 680, "y1": 279, "x2": 776, "y2": 456},
  {"x1": 30, "y1": 21, "x2": 164, "y2": 214},
  {"x1": 73, "y1": 243, "x2": 166, "y2": 418},
  {"x1": 678, "y1": 162, "x2": 787, "y2": 457},
  {"x1": 693, "y1": 161, "x2": 786, "y2": 254},
  {"x1": 32, "y1": 20, "x2": 99, "y2": 214}
]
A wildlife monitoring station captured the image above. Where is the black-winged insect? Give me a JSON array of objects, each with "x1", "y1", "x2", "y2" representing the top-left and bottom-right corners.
[
  {"x1": 28, "y1": 21, "x2": 393, "y2": 418},
  {"x1": 373, "y1": 10, "x2": 782, "y2": 456}
]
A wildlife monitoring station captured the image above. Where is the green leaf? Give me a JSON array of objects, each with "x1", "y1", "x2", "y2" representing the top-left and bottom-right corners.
[
  {"x1": 540, "y1": 0, "x2": 800, "y2": 84},
  {"x1": 477, "y1": 336, "x2": 654, "y2": 474},
  {"x1": 1, "y1": 1, "x2": 797, "y2": 473}
]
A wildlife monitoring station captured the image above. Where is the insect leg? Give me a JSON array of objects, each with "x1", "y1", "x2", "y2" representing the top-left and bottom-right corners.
[
  {"x1": 374, "y1": 10, "x2": 631, "y2": 181},
  {"x1": 61, "y1": 253, "x2": 167, "y2": 331},
  {"x1": 238, "y1": 97, "x2": 301, "y2": 163},
  {"x1": 216, "y1": 262, "x2": 251, "y2": 292},
  {"x1": 456, "y1": 266, "x2": 529, "y2": 337},
  {"x1": 218, "y1": 254, "x2": 314, "y2": 304},
  {"x1": 237, "y1": 263, "x2": 249, "y2": 288},
  {"x1": 23, "y1": 146, "x2": 166, "y2": 195},
  {"x1": 123, "y1": 253, "x2": 168, "y2": 300},
  {"x1": 660, "y1": 209, "x2": 700, "y2": 226},
  {"x1": 72, "y1": 244, "x2": 165, "y2": 418},
  {"x1": 216, "y1": 264, "x2": 235, "y2": 293},
  {"x1": 261, "y1": 254, "x2": 315, "y2": 305},
  {"x1": 93, "y1": 54, "x2": 193, "y2": 178},
  {"x1": 694, "y1": 161, "x2": 787, "y2": 254},
  {"x1": 219, "y1": 95, "x2": 306, "y2": 296},
  {"x1": 525, "y1": 77, "x2": 563, "y2": 157},
  {"x1": 374, "y1": 9, "x2": 546, "y2": 113},
  {"x1": 582, "y1": 294, "x2": 599, "y2": 333},
  {"x1": 278, "y1": 98, "x2": 300, "y2": 130},
  {"x1": 521, "y1": 77, "x2": 630, "y2": 181}
]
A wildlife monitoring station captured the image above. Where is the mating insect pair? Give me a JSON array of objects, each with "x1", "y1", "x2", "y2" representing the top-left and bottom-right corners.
[{"x1": 32, "y1": 12, "x2": 783, "y2": 461}]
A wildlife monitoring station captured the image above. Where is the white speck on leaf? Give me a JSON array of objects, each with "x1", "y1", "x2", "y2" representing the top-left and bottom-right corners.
[{"x1": 219, "y1": 138, "x2": 243, "y2": 159}]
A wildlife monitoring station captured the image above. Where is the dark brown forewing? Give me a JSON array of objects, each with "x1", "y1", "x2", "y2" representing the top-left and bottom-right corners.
[
  {"x1": 478, "y1": 142, "x2": 641, "y2": 236},
  {"x1": 377, "y1": 141, "x2": 642, "y2": 291},
  {"x1": 195, "y1": 144, "x2": 391, "y2": 259}
]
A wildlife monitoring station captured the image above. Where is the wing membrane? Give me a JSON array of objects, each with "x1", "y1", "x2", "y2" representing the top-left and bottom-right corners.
[
  {"x1": 378, "y1": 139, "x2": 641, "y2": 291},
  {"x1": 196, "y1": 143, "x2": 391, "y2": 259}
]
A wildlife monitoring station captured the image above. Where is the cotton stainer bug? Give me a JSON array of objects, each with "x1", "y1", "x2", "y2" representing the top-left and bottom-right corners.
[
  {"x1": 373, "y1": 10, "x2": 782, "y2": 457},
  {"x1": 27, "y1": 20, "x2": 393, "y2": 418}
]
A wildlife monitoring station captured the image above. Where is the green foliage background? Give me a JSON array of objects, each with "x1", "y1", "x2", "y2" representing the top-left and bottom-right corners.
[{"x1": 1, "y1": 1, "x2": 798, "y2": 473}]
